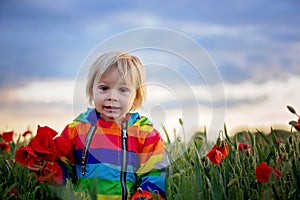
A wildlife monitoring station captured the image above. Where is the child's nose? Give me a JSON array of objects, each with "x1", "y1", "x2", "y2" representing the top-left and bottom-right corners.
[{"x1": 107, "y1": 89, "x2": 118, "y2": 100}]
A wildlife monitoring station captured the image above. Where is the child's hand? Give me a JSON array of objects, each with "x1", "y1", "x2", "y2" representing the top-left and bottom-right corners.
[
  {"x1": 27, "y1": 158, "x2": 46, "y2": 173},
  {"x1": 28, "y1": 159, "x2": 63, "y2": 184}
]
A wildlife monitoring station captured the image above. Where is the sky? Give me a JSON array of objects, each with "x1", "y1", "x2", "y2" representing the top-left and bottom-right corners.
[{"x1": 1, "y1": 0, "x2": 300, "y2": 141}]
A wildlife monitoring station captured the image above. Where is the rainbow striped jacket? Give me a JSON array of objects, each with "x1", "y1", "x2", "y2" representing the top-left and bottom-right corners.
[{"x1": 54, "y1": 108, "x2": 168, "y2": 199}]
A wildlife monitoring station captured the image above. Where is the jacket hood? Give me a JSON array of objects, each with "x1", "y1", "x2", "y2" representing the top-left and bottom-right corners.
[{"x1": 74, "y1": 108, "x2": 153, "y2": 127}]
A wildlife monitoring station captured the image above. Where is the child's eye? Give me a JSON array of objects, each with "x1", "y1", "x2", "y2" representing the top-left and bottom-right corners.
[
  {"x1": 119, "y1": 87, "x2": 129, "y2": 93},
  {"x1": 99, "y1": 86, "x2": 109, "y2": 91}
]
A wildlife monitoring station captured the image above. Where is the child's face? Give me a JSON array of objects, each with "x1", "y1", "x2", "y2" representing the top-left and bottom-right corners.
[{"x1": 93, "y1": 67, "x2": 136, "y2": 123}]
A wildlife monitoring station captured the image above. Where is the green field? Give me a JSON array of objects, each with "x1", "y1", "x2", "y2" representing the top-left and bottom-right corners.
[{"x1": 1, "y1": 106, "x2": 300, "y2": 200}]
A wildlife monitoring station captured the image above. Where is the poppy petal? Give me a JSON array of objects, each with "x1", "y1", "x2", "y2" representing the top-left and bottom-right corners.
[
  {"x1": 15, "y1": 146, "x2": 39, "y2": 166},
  {"x1": 0, "y1": 142, "x2": 11, "y2": 152},
  {"x1": 207, "y1": 148, "x2": 223, "y2": 164},
  {"x1": 1, "y1": 131, "x2": 14, "y2": 142}
]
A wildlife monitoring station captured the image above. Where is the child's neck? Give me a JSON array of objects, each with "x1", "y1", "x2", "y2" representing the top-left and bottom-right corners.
[{"x1": 95, "y1": 109, "x2": 128, "y2": 124}]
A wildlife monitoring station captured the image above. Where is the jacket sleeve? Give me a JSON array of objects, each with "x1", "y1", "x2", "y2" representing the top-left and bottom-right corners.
[
  {"x1": 132, "y1": 128, "x2": 169, "y2": 200},
  {"x1": 36, "y1": 123, "x2": 76, "y2": 185}
]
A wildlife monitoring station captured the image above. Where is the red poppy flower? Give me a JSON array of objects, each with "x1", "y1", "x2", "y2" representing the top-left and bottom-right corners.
[
  {"x1": 255, "y1": 162, "x2": 281, "y2": 182},
  {"x1": 297, "y1": 117, "x2": 300, "y2": 130},
  {"x1": 238, "y1": 142, "x2": 248, "y2": 151},
  {"x1": 207, "y1": 148, "x2": 223, "y2": 164},
  {"x1": 0, "y1": 142, "x2": 11, "y2": 152},
  {"x1": 36, "y1": 161, "x2": 63, "y2": 184},
  {"x1": 16, "y1": 125, "x2": 71, "y2": 171},
  {"x1": 9, "y1": 187, "x2": 19, "y2": 194},
  {"x1": 238, "y1": 142, "x2": 253, "y2": 155},
  {"x1": 218, "y1": 141, "x2": 229, "y2": 158},
  {"x1": 131, "y1": 189, "x2": 163, "y2": 200},
  {"x1": 277, "y1": 153, "x2": 286, "y2": 163},
  {"x1": 277, "y1": 156, "x2": 281, "y2": 163},
  {"x1": 207, "y1": 140, "x2": 229, "y2": 164},
  {"x1": 28, "y1": 125, "x2": 59, "y2": 161},
  {"x1": 210, "y1": 141, "x2": 229, "y2": 157},
  {"x1": 15, "y1": 145, "x2": 39, "y2": 166},
  {"x1": 1, "y1": 131, "x2": 14, "y2": 142},
  {"x1": 9, "y1": 187, "x2": 20, "y2": 199},
  {"x1": 54, "y1": 136, "x2": 72, "y2": 158},
  {"x1": 22, "y1": 130, "x2": 32, "y2": 137}
]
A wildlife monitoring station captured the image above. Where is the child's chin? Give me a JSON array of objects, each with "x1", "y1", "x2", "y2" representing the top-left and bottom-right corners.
[{"x1": 102, "y1": 113, "x2": 121, "y2": 121}]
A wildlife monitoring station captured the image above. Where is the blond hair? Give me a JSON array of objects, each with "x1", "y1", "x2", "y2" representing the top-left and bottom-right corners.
[{"x1": 86, "y1": 51, "x2": 146, "y2": 111}]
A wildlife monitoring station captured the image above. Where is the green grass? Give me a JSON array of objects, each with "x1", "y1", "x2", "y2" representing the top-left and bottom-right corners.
[
  {"x1": 1, "y1": 124, "x2": 300, "y2": 200},
  {"x1": 165, "y1": 126, "x2": 300, "y2": 200}
]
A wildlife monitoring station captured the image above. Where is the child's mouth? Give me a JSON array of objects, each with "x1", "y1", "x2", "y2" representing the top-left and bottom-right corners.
[{"x1": 103, "y1": 106, "x2": 121, "y2": 111}]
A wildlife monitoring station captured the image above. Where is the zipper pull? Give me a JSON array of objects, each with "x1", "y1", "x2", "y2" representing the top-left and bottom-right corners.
[
  {"x1": 121, "y1": 121, "x2": 127, "y2": 139},
  {"x1": 121, "y1": 113, "x2": 130, "y2": 138}
]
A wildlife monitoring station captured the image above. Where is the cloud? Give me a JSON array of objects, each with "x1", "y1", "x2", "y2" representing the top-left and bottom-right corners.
[
  {"x1": 143, "y1": 74, "x2": 300, "y2": 137},
  {"x1": 0, "y1": 79, "x2": 74, "y2": 104},
  {"x1": 0, "y1": 72, "x2": 299, "y2": 141},
  {"x1": 222, "y1": 75, "x2": 300, "y2": 132},
  {"x1": 1, "y1": 0, "x2": 300, "y2": 87},
  {"x1": 0, "y1": 78, "x2": 75, "y2": 133},
  {"x1": 1, "y1": 0, "x2": 300, "y2": 141}
]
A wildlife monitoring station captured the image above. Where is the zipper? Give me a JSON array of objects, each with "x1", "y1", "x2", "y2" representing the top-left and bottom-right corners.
[
  {"x1": 121, "y1": 118, "x2": 128, "y2": 200},
  {"x1": 81, "y1": 125, "x2": 97, "y2": 176}
]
